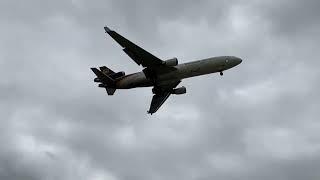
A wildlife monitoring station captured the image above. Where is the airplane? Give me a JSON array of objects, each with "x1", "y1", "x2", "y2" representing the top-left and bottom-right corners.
[{"x1": 91, "y1": 26, "x2": 242, "y2": 114}]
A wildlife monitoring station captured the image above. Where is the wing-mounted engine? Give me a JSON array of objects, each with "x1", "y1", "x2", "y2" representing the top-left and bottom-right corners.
[
  {"x1": 163, "y1": 57, "x2": 178, "y2": 67},
  {"x1": 142, "y1": 58, "x2": 178, "y2": 81},
  {"x1": 172, "y1": 86, "x2": 186, "y2": 95}
]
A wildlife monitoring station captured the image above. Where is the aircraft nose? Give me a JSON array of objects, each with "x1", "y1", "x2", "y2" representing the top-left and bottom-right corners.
[
  {"x1": 234, "y1": 57, "x2": 242, "y2": 65},
  {"x1": 225, "y1": 56, "x2": 242, "y2": 68}
]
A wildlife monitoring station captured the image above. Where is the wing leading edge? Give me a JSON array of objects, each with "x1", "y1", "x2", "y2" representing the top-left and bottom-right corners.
[{"x1": 104, "y1": 26, "x2": 164, "y2": 68}]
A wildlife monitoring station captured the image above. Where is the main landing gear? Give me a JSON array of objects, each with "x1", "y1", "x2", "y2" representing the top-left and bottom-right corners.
[{"x1": 220, "y1": 71, "x2": 223, "y2": 76}]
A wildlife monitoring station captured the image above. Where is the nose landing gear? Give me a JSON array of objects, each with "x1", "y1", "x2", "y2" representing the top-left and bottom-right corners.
[{"x1": 220, "y1": 71, "x2": 223, "y2": 76}]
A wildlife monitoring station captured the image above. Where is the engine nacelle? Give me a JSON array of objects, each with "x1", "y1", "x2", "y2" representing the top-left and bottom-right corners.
[
  {"x1": 98, "y1": 83, "x2": 106, "y2": 88},
  {"x1": 163, "y1": 57, "x2": 178, "y2": 66},
  {"x1": 94, "y1": 78, "x2": 101, "y2": 82},
  {"x1": 172, "y1": 86, "x2": 186, "y2": 95},
  {"x1": 110, "y1": 71, "x2": 125, "y2": 79}
]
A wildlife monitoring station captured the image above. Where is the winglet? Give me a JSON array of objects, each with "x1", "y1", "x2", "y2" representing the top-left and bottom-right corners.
[{"x1": 104, "y1": 26, "x2": 111, "y2": 33}]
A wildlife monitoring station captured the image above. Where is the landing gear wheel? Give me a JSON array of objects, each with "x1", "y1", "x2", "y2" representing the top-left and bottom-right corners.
[{"x1": 220, "y1": 71, "x2": 223, "y2": 76}]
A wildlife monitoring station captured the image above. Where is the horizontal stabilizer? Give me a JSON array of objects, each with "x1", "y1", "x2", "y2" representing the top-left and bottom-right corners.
[
  {"x1": 104, "y1": 26, "x2": 111, "y2": 33},
  {"x1": 99, "y1": 66, "x2": 115, "y2": 75}
]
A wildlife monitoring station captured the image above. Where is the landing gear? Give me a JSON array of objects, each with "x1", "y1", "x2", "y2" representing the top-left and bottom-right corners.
[{"x1": 220, "y1": 71, "x2": 223, "y2": 76}]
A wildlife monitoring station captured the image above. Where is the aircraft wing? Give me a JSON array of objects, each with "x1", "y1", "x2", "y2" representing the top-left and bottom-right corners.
[
  {"x1": 104, "y1": 26, "x2": 173, "y2": 70},
  {"x1": 148, "y1": 81, "x2": 181, "y2": 114}
]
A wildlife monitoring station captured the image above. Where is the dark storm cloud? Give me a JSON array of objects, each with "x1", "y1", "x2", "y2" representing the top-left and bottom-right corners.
[
  {"x1": 1, "y1": 0, "x2": 320, "y2": 180},
  {"x1": 250, "y1": 0, "x2": 320, "y2": 36}
]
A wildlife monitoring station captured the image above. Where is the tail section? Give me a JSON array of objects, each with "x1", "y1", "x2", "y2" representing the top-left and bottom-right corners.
[
  {"x1": 99, "y1": 66, "x2": 115, "y2": 75},
  {"x1": 99, "y1": 66, "x2": 125, "y2": 80},
  {"x1": 91, "y1": 68, "x2": 115, "y2": 86},
  {"x1": 91, "y1": 66, "x2": 125, "y2": 96}
]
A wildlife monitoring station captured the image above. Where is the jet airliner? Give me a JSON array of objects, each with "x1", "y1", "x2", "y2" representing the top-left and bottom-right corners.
[{"x1": 91, "y1": 26, "x2": 242, "y2": 114}]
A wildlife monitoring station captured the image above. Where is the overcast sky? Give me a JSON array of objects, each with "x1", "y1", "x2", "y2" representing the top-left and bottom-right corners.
[{"x1": 1, "y1": 0, "x2": 320, "y2": 180}]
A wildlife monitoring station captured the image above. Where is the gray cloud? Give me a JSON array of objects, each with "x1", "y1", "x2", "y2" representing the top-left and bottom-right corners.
[{"x1": 1, "y1": 0, "x2": 320, "y2": 180}]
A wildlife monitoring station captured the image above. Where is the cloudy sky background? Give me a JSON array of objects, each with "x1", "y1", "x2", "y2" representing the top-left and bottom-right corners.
[{"x1": 1, "y1": 0, "x2": 320, "y2": 179}]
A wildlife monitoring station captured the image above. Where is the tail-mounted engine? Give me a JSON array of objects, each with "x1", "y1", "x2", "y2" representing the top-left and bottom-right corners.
[
  {"x1": 94, "y1": 71, "x2": 125, "y2": 83},
  {"x1": 109, "y1": 71, "x2": 125, "y2": 79},
  {"x1": 94, "y1": 78, "x2": 101, "y2": 82},
  {"x1": 98, "y1": 83, "x2": 107, "y2": 88}
]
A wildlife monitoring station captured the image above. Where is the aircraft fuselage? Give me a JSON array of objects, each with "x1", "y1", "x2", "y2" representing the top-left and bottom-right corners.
[
  {"x1": 116, "y1": 56, "x2": 242, "y2": 89},
  {"x1": 91, "y1": 26, "x2": 244, "y2": 114}
]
